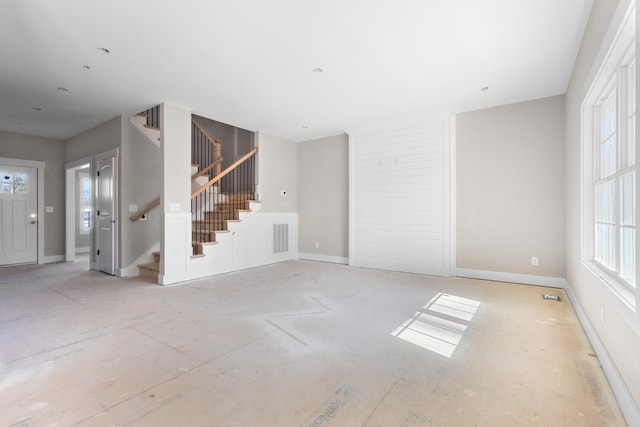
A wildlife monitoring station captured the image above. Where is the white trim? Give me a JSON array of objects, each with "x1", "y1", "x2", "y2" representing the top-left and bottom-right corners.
[
  {"x1": 449, "y1": 114, "x2": 457, "y2": 275},
  {"x1": 442, "y1": 117, "x2": 452, "y2": 277},
  {"x1": 565, "y1": 285, "x2": 640, "y2": 425},
  {"x1": 65, "y1": 167, "x2": 75, "y2": 261},
  {"x1": 41, "y1": 255, "x2": 65, "y2": 263},
  {"x1": 348, "y1": 132, "x2": 355, "y2": 265},
  {"x1": 454, "y1": 268, "x2": 567, "y2": 288},
  {"x1": 0, "y1": 157, "x2": 46, "y2": 169},
  {"x1": 298, "y1": 253, "x2": 348, "y2": 264},
  {"x1": 0, "y1": 156, "x2": 45, "y2": 265},
  {"x1": 582, "y1": 0, "x2": 635, "y2": 97}
]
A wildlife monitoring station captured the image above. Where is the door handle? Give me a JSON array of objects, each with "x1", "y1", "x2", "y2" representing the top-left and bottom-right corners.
[{"x1": 30, "y1": 220, "x2": 37, "y2": 224}]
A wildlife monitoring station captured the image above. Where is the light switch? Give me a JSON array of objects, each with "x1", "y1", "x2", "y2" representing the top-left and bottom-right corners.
[
  {"x1": 129, "y1": 204, "x2": 138, "y2": 213},
  {"x1": 45, "y1": 206, "x2": 54, "y2": 213}
]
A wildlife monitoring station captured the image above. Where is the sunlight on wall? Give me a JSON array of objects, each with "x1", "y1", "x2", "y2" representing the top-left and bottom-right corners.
[{"x1": 391, "y1": 293, "x2": 481, "y2": 358}]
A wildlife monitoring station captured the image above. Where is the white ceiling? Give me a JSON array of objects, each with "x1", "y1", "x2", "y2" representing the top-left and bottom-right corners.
[{"x1": 0, "y1": 0, "x2": 593, "y2": 142}]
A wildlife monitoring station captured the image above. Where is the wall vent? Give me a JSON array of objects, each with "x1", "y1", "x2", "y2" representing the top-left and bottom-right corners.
[{"x1": 273, "y1": 223, "x2": 289, "y2": 254}]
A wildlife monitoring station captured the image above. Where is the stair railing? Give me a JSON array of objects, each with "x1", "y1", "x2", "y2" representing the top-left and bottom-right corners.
[
  {"x1": 192, "y1": 119, "x2": 222, "y2": 181},
  {"x1": 141, "y1": 105, "x2": 160, "y2": 129},
  {"x1": 191, "y1": 148, "x2": 258, "y2": 250}
]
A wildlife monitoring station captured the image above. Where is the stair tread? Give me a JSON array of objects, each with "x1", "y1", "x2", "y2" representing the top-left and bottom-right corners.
[{"x1": 144, "y1": 124, "x2": 160, "y2": 131}]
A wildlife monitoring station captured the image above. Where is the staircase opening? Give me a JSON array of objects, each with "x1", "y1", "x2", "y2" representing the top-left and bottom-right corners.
[{"x1": 190, "y1": 116, "x2": 258, "y2": 256}]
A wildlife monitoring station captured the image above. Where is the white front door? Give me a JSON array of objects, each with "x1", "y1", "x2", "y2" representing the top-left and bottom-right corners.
[
  {"x1": 0, "y1": 165, "x2": 38, "y2": 265},
  {"x1": 96, "y1": 156, "x2": 115, "y2": 275}
]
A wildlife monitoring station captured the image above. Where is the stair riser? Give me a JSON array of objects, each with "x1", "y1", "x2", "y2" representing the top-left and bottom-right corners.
[
  {"x1": 193, "y1": 220, "x2": 227, "y2": 228},
  {"x1": 203, "y1": 211, "x2": 238, "y2": 221},
  {"x1": 139, "y1": 267, "x2": 158, "y2": 281},
  {"x1": 224, "y1": 193, "x2": 255, "y2": 202},
  {"x1": 192, "y1": 232, "x2": 216, "y2": 242}
]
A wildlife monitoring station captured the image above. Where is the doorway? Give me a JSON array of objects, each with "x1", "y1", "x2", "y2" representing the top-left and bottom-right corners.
[
  {"x1": 65, "y1": 148, "x2": 118, "y2": 275},
  {"x1": 65, "y1": 157, "x2": 92, "y2": 267}
]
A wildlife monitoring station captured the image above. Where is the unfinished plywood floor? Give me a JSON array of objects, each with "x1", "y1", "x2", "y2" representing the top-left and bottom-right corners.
[{"x1": 0, "y1": 260, "x2": 625, "y2": 426}]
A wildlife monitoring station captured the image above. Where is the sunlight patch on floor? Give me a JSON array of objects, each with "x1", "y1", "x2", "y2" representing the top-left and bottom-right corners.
[{"x1": 391, "y1": 293, "x2": 481, "y2": 358}]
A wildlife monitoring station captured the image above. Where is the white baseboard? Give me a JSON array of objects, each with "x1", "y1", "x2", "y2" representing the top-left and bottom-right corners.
[
  {"x1": 454, "y1": 268, "x2": 567, "y2": 288},
  {"x1": 564, "y1": 285, "x2": 640, "y2": 425},
  {"x1": 40, "y1": 255, "x2": 65, "y2": 264},
  {"x1": 298, "y1": 253, "x2": 348, "y2": 265},
  {"x1": 116, "y1": 267, "x2": 132, "y2": 278}
]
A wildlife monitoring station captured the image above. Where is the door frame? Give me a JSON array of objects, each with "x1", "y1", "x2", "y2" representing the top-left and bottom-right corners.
[
  {"x1": 65, "y1": 156, "x2": 92, "y2": 262},
  {"x1": 0, "y1": 156, "x2": 45, "y2": 264}
]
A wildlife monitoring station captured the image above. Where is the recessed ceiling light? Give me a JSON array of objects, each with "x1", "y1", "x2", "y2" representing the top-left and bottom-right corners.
[
  {"x1": 32, "y1": 107, "x2": 42, "y2": 111},
  {"x1": 312, "y1": 68, "x2": 323, "y2": 73},
  {"x1": 83, "y1": 65, "x2": 91, "y2": 70},
  {"x1": 480, "y1": 86, "x2": 489, "y2": 91},
  {"x1": 97, "y1": 47, "x2": 110, "y2": 54},
  {"x1": 57, "y1": 86, "x2": 69, "y2": 92}
]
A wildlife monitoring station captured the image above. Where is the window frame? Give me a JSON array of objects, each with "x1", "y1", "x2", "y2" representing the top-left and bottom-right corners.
[{"x1": 581, "y1": 4, "x2": 637, "y2": 311}]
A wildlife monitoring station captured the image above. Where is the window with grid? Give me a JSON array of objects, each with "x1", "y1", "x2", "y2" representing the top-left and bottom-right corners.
[{"x1": 593, "y1": 57, "x2": 636, "y2": 295}]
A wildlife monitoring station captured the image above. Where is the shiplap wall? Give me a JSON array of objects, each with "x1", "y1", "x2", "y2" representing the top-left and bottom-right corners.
[{"x1": 349, "y1": 122, "x2": 450, "y2": 276}]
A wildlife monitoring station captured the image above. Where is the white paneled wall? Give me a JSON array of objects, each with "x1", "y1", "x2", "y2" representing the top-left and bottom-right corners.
[{"x1": 349, "y1": 122, "x2": 450, "y2": 276}]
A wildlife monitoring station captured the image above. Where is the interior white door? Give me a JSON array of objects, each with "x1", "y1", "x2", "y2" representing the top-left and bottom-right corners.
[
  {"x1": 0, "y1": 165, "x2": 38, "y2": 265},
  {"x1": 96, "y1": 156, "x2": 115, "y2": 275}
]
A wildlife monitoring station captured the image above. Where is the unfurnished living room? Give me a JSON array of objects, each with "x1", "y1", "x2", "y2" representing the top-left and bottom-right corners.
[{"x1": 0, "y1": 0, "x2": 639, "y2": 426}]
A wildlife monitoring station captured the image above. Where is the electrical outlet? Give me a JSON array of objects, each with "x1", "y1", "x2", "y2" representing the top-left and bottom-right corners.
[
  {"x1": 531, "y1": 256, "x2": 539, "y2": 266},
  {"x1": 315, "y1": 242, "x2": 319, "y2": 249}
]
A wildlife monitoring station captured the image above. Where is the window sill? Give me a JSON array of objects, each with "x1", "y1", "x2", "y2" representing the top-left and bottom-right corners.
[{"x1": 583, "y1": 261, "x2": 637, "y2": 312}]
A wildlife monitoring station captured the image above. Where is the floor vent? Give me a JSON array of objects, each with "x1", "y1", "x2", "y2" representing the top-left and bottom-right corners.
[
  {"x1": 273, "y1": 223, "x2": 289, "y2": 254},
  {"x1": 543, "y1": 294, "x2": 561, "y2": 302}
]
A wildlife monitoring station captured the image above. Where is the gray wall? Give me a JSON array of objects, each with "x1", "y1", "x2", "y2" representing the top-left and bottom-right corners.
[
  {"x1": 120, "y1": 116, "x2": 162, "y2": 271},
  {"x1": 298, "y1": 134, "x2": 348, "y2": 259},
  {"x1": 456, "y1": 95, "x2": 565, "y2": 278},
  {"x1": 0, "y1": 131, "x2": 65, "y2": 257},
  {"x1": 65, "y1": 117, "x2": 121, "y2": 164},
  {"x1": 256, "y1": 132, "x2": 298, "y2": 212},
  {"x1": 565, "y1": 0, "x2": 640, "y2": 415}
]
